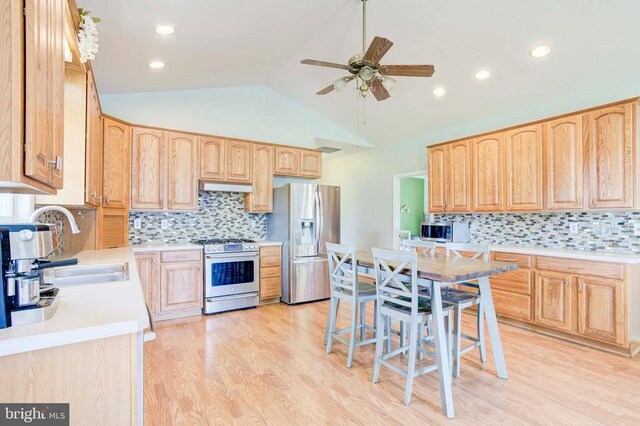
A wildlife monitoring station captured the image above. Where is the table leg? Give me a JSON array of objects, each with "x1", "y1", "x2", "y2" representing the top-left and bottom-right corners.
[
  {"x1": 431, "y1": 281, "x2": 454, "y2": 418},
  {"x1": 477, "y1": 276, "x2": 508, "y2": 379}
]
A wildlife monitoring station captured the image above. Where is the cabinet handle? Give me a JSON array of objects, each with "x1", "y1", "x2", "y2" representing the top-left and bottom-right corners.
[
  {"x1": 90, "y1": 191, "x2": 97, "y2": 199},
  {"x1": 578, "y1": 279, "x2": 584, "y2": 292},
  {"x1": 48, "y1": 156, "x2": 63, "y2": 171},
  {"x1": 566, "y1": 266, "x2": 583, "y2": 270},
  {"x1": 501, "y1": 258, "x2": 518, "y2": 262}
]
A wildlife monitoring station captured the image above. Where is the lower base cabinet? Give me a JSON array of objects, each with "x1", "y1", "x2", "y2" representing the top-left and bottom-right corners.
[
  {"x1": 534, "y1": 270, "x2": 573, "y2": 332},
  {"x1": 135, "y1": 249, "x2": 203, "y2": 320},
  {"x1": 259, "y1": 245, "x2": 282, "y2": 302}
]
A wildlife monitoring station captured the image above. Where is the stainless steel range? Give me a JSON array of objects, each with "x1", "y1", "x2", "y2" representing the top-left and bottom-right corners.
[{"x1": 194, "y1": 238, "x2": 260, "y2": 314}]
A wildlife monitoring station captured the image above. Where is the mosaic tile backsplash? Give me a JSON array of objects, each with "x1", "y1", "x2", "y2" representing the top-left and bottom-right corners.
[
  {"x1": 432, "y1": 211, "x2": 640, "y2": 253},
  {"x1": 128, "y1": 191, "x2": 267, "y2": 244}
]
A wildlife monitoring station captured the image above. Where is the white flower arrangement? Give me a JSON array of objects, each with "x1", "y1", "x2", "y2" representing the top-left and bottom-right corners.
[{"x1": 77, "y1": 8, "x2": 100, "y2": 63}]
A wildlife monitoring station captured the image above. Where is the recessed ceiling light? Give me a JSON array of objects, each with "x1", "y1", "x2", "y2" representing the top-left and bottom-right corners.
[
  {"x1": 155, "y1": 25, "x2": 174, "y2": 35},
  {"x1": 475, "y1": 70, "x2": 491, "y2": 80},
  {"x1": 433, "y1": 87, "x2": 446, "y2": 97},
  {"x1": 149, "y1": 61, "x2": 165, "y2": 69},
  {"x1": 530, "y1": 45, "x2": 551, "y2": 58}
]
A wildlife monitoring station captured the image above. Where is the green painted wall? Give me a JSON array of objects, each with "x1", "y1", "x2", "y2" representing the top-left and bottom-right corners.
[{"x1": 399, "y1": 177, "x2": 425, "y2": 236}]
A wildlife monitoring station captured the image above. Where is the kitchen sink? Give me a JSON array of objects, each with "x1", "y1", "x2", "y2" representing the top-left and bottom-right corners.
[{"x1": 52, "y1": 263, "x2": 129, "y2": 287}]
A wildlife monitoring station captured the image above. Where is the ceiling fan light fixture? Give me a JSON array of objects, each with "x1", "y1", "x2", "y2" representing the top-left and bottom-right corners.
[
  {"x1": 332, "y1": 77, "x2": 350, "y2": 93},
  {"x1": 359, "y1": 66, "x2": 375, "y2": 81},
  {"x1": 379, "y1": 75, "x2": 396, "y2": 91}
]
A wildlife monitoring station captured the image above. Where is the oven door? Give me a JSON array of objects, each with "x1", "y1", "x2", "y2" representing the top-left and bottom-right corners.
[{"x1": 205, "y1": 252, "x2": 259, "y2": 298}]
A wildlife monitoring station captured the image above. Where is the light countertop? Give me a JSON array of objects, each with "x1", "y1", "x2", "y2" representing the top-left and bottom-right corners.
[
  {"x1": 488, "y1": 244, "x2": 640, "y2": 264},
  {"x1": 257, "y1": 240, "x2": 283, "y2": 247},
  {"x1": 131, "y1": 242, "x2": 203, "y2": 252},
  {"x1": 0, "y1": 247, "x2": 150, "y2": 357}
]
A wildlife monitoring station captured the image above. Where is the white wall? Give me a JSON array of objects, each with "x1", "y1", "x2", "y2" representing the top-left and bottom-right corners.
[{"x1": 101, "y1": 85, "x2": 365, "y2": 148}]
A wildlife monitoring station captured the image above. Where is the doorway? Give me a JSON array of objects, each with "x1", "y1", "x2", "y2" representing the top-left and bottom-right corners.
[{"x1": 392, "y1": 170, "x2": 427, "y2": 249}]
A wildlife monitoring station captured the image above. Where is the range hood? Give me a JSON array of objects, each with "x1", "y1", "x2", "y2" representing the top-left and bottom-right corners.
[{"x1": 199, "y1": 181, "x2": 253, "y2": 193}]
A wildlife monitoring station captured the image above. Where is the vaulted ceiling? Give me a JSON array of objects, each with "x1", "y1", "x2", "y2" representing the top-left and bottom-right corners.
[{"x1": 81, "y1": 0, "x2": 640, "y2": 147}]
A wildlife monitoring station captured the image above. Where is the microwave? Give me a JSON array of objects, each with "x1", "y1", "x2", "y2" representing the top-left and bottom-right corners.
[{"x1": 420, "y1": 222, "x2": 470, "y2": 243}]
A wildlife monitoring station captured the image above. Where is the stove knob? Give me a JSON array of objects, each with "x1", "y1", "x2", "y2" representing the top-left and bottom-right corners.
[{"x1": 18, "y1": 229, "x2": 34, "y2": 241}]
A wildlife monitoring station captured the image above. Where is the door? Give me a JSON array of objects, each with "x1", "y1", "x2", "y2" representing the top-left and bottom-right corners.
[
  {"x1": 300, "y1": 149, "x2": 322, "y2": 178},
  {"x1": 577, "y1": 276, "x2": 626, "y2": 345},
  {"x1": 274, "y1": 147, "x2": 300, "y2": 176},
  {"x1": 131, "y1": 128, "x2": 165, "y2": 210},
  {"x1": 24, "y1": 0, "x2": 65, "y2": 188},
  {"x1": 199, "y1": 136, "x2": 225, "y2": 180},
  {"x1": 85, "y1": 70, "x2": 103, "y2": 207},
  {"x1": 544, "y1": 115, "x2": 583, "y2": 209},
  {"x1": 135, "y1": 252, "x2": 159, "y2": 315},
  {"x1": 245, "y1": 144, "x2": 274, "y2": 212},
  {"x1": 472, "y1": 133, "x2": 505, "y2": 211},
  {"x1": 98, "y1": 208, "x2": 129, "y2": 249},
  {"x1": 289, "y1": 184, "x2": 319, "y2": 257},
  {"x1": 160, "y1": 262, "x2": 203, "y2": 312},
  {"x1": 584, "y1": 103, "x2": 634, "y2": 209},
  {"x1": 427, "y1": 145, "x2": 448, "y2": 213},
  {"x1": 317, "y1": 185, "x2": 340, "y2": 257},
  {"x1": 103, "y1": 118, "x2": 131, "y2": 209},
  {"x1": 290, "y1": 257, "x2": 330, "y2": 304},
  {"x1": 226, "y1": 140, "x2": 252, "y2": 182},
  {"x1": 167, "y1": 132, "x2": 198, "y2": 211},
  {"x1": 535, "y1": 271, "x2": 573, "y2": 331},
  {"x1": 448, "y1": 140, "x2": 472, "y2": 212},
  {"x1": 505, "y1": 124, "x2": 543, "y2": 210}
]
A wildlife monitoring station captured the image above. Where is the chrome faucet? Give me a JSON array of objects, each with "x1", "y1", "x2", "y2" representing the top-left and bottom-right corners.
[{"x1": 29, "y1": 205, "x2": 81, "y2": 234}]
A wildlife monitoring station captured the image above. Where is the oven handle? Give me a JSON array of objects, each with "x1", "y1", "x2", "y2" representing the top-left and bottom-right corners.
[{"x1": 206, "y1": 252, "x2": 259, "y2": 260}]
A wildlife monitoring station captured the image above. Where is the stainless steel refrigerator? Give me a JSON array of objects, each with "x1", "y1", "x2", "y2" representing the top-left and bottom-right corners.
[{"x1": 267, "y1": 183, "x2": 340, "y2": 304}]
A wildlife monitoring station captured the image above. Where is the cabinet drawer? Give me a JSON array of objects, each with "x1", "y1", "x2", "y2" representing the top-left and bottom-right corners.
[
  {"x1": 260, "y1": 277, "x2": 281, "y2": 299},
  {"x1": 260, "y1": 246, "x2": 281, "y2": 258},
  {"x1": 160, "y1": 249, "x2": 202, "y2": 263},
  {"x1": 536, "y1": 256, "x2": 623, "y2": 280},
  {"x1": 260, "y1": 256, "x2": 281, "y2": 268},
  {"x1": 492, "y1": 252, "x2": 532, "y2": 268},
  {"x1": 261, "y1": 266, "x2": 281, "y2": 279},
  {"x1": 493, "y1": 289, "x2": 532, "y2": 322},
  {"x1": 490, "y1": 269, "x2": 532, "y2": 295}
]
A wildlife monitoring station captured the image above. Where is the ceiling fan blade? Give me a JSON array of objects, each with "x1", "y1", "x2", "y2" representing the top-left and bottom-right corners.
[
  {"x1": 301, "y1": 59, "x2": 348, "y2": 70},
  {"x1": 381, "y1": 65, "x2": 435, "y2": 77},
  {"x1": 316, "y1": 76, "x2": 354, "y2": 95},
  {"x1": 362, "y1": 36, "x2": 394, "y2": 63},
  {"x1": 370, "y1": 77, "x2": 390, "y2": 101}
]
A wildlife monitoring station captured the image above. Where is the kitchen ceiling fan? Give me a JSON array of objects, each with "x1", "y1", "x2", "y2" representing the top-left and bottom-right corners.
[{"x1": 301, "y1": 0, "x2": 435, "y2": 101}]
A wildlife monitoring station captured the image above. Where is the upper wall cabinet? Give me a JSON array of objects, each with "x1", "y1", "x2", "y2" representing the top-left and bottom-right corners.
[
  {"x1": 300, "y1": 149, "x2": 322, "y2": 178},
  {"x1": 584, "y1": 103, "x2": 635, "y2": 209},
  {"x1": 274, "y1": 147, "x2": 300, "y2": 176},
  {"x1": 505, "y1": 124, "x2": 543, "y2": 211},
  {"x1": 199, "y1": 137, "x2": 225, "y2": 181},
  {"x1": 131, "y1": 128, "x2": 166, "y2": 210},
  {"x1": 448, "y1": 140, "x2": 472, "y2": 212},
  {"x1": 85, "y1": 69, "x2": 103, "y2": 208},
  {"x1": 427, "y1": 145, "x2": 448, "y2": 213},
  {"x1": 103, "y1": 118, "x2": 131, "y2": 209},
  {"x1": 544, "y1": 115, "x2": 583, "y2": 210},
  {"x1": 472, "y1": 133, "x2": 505, "y2": 212},
  {"x1": 226, "y1": 140, "x2": 252, "y2": 183},
  {"x1": 167, "y1": 132, "x2": 198, "y2": 211},
  {"x1": 245, "y1": 144, "x2": 274, "y2": 213}
]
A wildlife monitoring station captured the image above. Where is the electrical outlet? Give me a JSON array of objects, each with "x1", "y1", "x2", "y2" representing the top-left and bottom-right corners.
[
  {"x1": 634, "y1": 223, "x2": 640, "y2": 236},
  {"x1": 569, "y1": 223, "x2": 579, "y2": 234},
  {"x1": 134, "y1": 218, "x2": 142, "y2": 230},
  {"x1": 161, "y1": 219, "x2": 168, "y2": 230}
]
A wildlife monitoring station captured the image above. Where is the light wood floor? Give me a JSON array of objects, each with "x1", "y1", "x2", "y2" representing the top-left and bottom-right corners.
[{"x1": 144, "y1": 301, "x2": 640, "y2": 425}]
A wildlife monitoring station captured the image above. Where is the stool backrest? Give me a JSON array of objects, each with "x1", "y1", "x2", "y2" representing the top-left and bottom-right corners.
[
  {"x1": 326, "y1": 242, "x2": 359, "y2": 296},
  {"x1": 445, "y1": 242, "x2": 490, "y2": 261},
  {"x1": 372, "y1": 247, "x2": 418, "y2": 314},
  {"x1": 400, "y1": 239, "x2": 437, "y2": 257}
]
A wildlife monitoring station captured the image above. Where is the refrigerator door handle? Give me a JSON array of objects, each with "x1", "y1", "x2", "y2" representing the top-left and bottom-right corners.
[
  {"x1": 314, "y1": 189, "x2": 321, "y2": 253},
  {"x1": 317, "y1": 189, "x2": 324, "y2": 255}
]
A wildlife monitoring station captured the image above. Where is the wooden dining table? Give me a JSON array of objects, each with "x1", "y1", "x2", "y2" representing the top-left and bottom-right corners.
[{"x1": 352, "y1": 251, "x2": 519, "y2": 418}]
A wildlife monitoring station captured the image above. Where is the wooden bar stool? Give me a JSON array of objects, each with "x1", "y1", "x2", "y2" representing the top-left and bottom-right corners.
[
  {"x1": 325, "y1": 243, "x2": 379, "y2": 368},
  {"x1": 370, "y1": 247, "x2": 453, "y2": 405}
]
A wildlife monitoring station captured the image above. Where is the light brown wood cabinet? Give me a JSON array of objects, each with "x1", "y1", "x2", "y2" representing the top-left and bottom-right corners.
[
  {"x1": 135, "y1": 252, "x2": 159, "y2": 314},
  {"x1": 103, "y1": 118, "x2": 131, "y2": 209},
  {"x1": 584, "y1": 103, "x2": 635, "y2": 209},
  {"x1": 544, "y1": 115, "x2": 584, "y2": 209},
  {"x1": 505, "y1": 124, "x2": 543, "y2": 210},
  {"x1": 259, "y1": 246, "x2": 282, "y2": 302},
  {"x1": 448, "y1": 140, "x2": 472, "y2": 212},
  {"x1": 274, "y1": 147, "x2": 300, "y2": 176},
  {"x1": 535, "y1": 270, "x2": 573, "y2": 332},
  {"x1": 427, "y1": 145, "x2": 448, "y2": 213},
  {"x1": 577, "y1": 276, "x2": 625, "y2": 345},
  {"x1": 97, "y1": 208, "x2": 129, "y2": 249},
  {"x1": 199, "y1": 136, "x2": 226, "y2": 180},
  {"x1": 300, "y1": 149, "x2": 322, "y2": 178},
  {"x1": 245, "y1": 144, "x2": 274, "y2": 213},
  {"x1": 167, "y1": 132, "x2": 198, "y2": 211},
  {"x1": 489, "y1": 252, "x2": 533, "y2": 322},
  {"x1": 226, "y1": 140, "x2": 252, "y2": 182},
  {"x1": 472, "y1": 133, "x2": 505, "y2": 211},
  {"x1": 85, "y1": 69, "x2": 103, "y2": 207},
  {"x1": 160, "y1": 262, "x2": 203, "y2": 313},
  {"x1": 131, "y1": 128, "x2": 165, "y2": 210}
]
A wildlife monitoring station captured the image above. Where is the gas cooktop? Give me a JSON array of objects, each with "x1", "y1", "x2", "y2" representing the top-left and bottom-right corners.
[{"x1": 193, "y1": 238, "x2": 259, "y2": 254}]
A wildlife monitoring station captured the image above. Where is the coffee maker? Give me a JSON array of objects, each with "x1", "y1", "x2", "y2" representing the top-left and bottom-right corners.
[{"x1": 0, "y1": 224, "x2": 78, "y2": 328}]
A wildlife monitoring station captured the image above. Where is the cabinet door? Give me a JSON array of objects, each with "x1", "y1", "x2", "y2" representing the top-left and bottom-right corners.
[
  {"x1": 472, "y1": 133, "x2": 505, "y2": 211},
  {"x1": 167, "y1": 132, "x2": 198, "y2": 211},
  {"x1": 448, "y1": 140, "x2": 472, "y2": 212},
  {"x1": 84, "y1": 70, "x2": 103, "y2": 207},
  {"x1": 505, "y1": 124, "x2": 543, "y2": 210},
  {"x1": 245, "y1": 144, "x2": 274, "y2": 213},
  {"x1": 199, "y1": 136, "x2": 225, "y2": 180},
  {"x1": 427, "y1": 145, "x2": 448, "y2": 213},
  {"x1": 584, "y1": 103, "x2": 634, "y2": 209},
  {"x1": 97, "y1": 208, "x2": 129, "y2": 249},
  {"x1": 299, "y1": 149, "x2": 322, "y2": 178},
  {"x1": 226, "y1": 140, "x2": 252, "y2": 182},
  {"x1": 159, "y1": 262, "x2": 203, "y2": 312},
  {"x1": 274, "y1": 147, "x2": 300, "y2": 176},
  {"x1": 131, "y1": 128, "x2": 165, "y2": 210},
  {"x1": 544, "y1": 115, "x2": 584, "y2": 209},
  {"x1": 103, "y1": 118, "x2": 131, "y2": 209},
  {"x1": 577, "y1": 276, "x2": 626, "y2": 345},
  {"x1": 135, "y1": 252, "x2": 159, "y2": 315},
  {"x1": 535, "y1": 271, "x2": 572, "y2": 332},
  {"x1": 24, "y1": 0, "x2": 65, "y2": 188}
]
